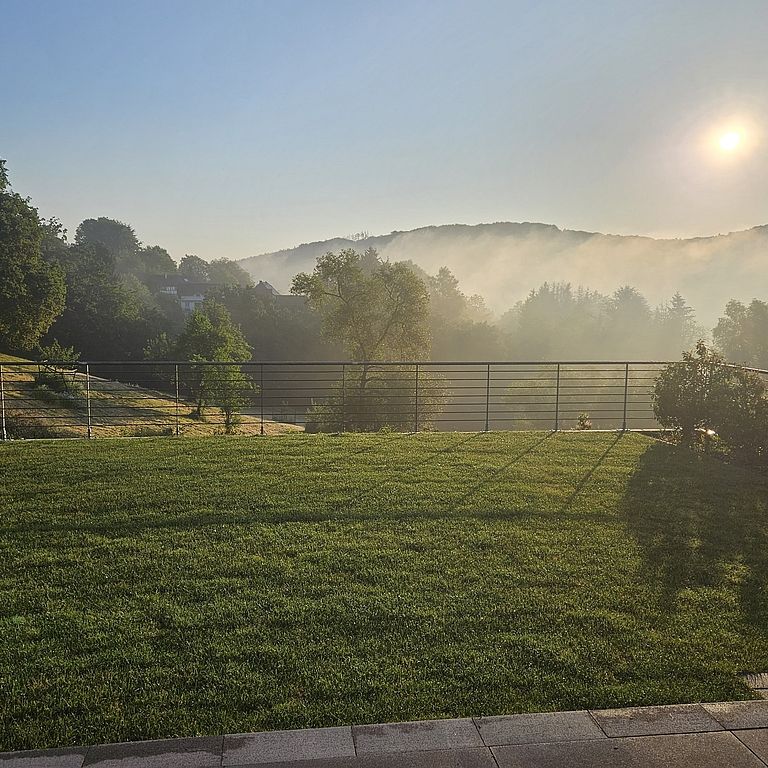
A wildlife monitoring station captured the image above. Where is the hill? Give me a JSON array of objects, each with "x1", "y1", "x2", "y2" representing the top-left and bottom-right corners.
[
  {"x1": 238, "y1": 222, "x2": 768, "y2": 324},
  {"x1": 1, "y1": 432, "x2": 766, "y2": 750},
  {"x1": 0, "y1": 356, "x2": 300, "y2": 438}
]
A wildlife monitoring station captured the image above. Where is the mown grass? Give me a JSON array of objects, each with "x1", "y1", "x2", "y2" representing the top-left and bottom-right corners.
[{"x1": 0, "y1": 431, "x2": 767, "y2": 751}]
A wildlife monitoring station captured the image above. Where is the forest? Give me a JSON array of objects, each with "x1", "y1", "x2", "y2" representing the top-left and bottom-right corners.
[{"x1": 1, "y1": 159, "x2": 767, "y2": 370}]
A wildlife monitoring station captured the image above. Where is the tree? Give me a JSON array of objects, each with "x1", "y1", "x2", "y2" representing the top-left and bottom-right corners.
[
  {"x1": 45, "y1": 242, "x2": 165, "y2": 360},
  {"x1": 0, "y1": 160, "x2": 66, "y2": 351},
  {"x1": 604, "y1": 285, "x2": 653, "y2": 357},
  {"x1": 653, "y1": 341, "x2": 733, "y2": 445},
  {"x1": 206, "y1": 283, "x2": 336, "y2": 360},
  {"x1": 175, "y1": 300, "x2": 252, "y2": 418},
  {"x1": 179, "y1": 254, "x2": 210, "y2": 282},
  {"x1": 713, "y1": 299, "x2": 768, "y2": 369},
  {"x1": 75, "y1": 217, "x2": 141, "y2": 273},
  {"x1": 655, "y1": 292, "x2": 703, "y2": 358},
  {"x1": 207, "y1": 258, "x2": 253, "y2": 287},
  {"x1": 140, "y1": 245, "x2": 176, "y2": 275},
  {"x1": 291, "y1": 249, "x2": 430, "y2": 361},
  {"x1": 292, "y1": 249, "x2": 432, "y2": 430}
]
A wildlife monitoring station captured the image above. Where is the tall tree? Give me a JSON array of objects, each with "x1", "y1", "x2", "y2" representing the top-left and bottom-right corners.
[
  {"x1": 291, "y1": 249, "x2": 430, "y2": 360},
  {"x1": 207, "y1": 258, "x2": 253, "y2": 287},
  {"x1": 713, "y1": 299, "x2": 768, "y2": 368},
  {"x1": 0, "y1": 160, "x2": 66, "y2": 351},
  {"x1": 655, "y1": 292, "x2": 703, "y2": 358},
  {"x1": 75, "y1": 217, "x2": 141, "y2": 273},
  {"x1": 178, "y1": 254, "x2": 210, "y2": 282},
  {"x1": 140, "y1": 245, "x2": 176, "y2": 274},
  {"x1": 45, "y1": 242, "x2": 165, "y2": 359}
]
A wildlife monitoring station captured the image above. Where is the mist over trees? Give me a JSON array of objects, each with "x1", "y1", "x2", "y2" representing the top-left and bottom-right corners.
[{"x1": 2, "y1": 159, "x2": 767, "y2": 370}]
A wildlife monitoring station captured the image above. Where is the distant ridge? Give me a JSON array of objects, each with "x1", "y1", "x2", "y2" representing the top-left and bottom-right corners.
[{"x1": 238, "y1": 222, "x2": 768, "y2": 323}]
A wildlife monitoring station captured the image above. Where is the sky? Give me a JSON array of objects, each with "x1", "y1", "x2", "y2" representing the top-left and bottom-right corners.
[{"x1": 2, "y1": 0, "x2": 767, "y2": 261}]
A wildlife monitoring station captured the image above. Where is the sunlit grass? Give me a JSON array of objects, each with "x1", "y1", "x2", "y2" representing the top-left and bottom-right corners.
[{"x1": 0, "y1": 432, "x2": 766, "y2": 751}]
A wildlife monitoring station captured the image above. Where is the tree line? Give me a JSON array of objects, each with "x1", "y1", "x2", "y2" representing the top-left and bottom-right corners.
[{"x1": 2, "y1": 159, "x2": 767, "y2": 370}]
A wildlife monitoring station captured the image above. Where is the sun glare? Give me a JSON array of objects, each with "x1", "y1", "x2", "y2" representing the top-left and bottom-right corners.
[{"x1": 719, "y1": 131, "x2": 741, "y2": 152}]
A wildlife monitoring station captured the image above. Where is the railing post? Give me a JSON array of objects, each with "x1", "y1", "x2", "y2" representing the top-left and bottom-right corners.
[
  {"x1": 622, "y1": 362, "x2": 629, "y2": 431},
  {"x1": 174, "y1": 364, "x2": 180, "y2": 436},
  {"x1": 260, "y1": 363, "x2": 265, "y2": 436},
  {"x1": 554, "y1": 363, "x2": 560, "y2": 431},
  {"x1": 485, "y1": 363, "x2": 491, "y2": 432},
  {"x1": 85, "y1": 363, "x2": 92, "y2": 439},
  {"x1": 341, "y1": 363, "x2": 346, "y2": 433},
  {"x1": 0, "y1": 364, "x2": 7, "y2": 441},
  {"x1": 414, "y1": 363, "x2": 419, "y2": 432}
]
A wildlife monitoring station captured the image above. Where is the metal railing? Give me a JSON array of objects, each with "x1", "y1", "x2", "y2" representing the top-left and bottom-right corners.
[{"x1": 1, "y1": 360, "x2": 766, "y2": 440}]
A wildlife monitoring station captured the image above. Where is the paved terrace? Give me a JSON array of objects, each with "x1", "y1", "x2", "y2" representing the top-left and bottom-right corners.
[{"x1": 4, "y1": 698, "x2": 768, "y2": 767}]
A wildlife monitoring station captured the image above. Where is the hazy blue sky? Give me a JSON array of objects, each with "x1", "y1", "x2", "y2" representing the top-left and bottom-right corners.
[{"x1": 2, "y1": 0, "x2": 767, "y2": 261}]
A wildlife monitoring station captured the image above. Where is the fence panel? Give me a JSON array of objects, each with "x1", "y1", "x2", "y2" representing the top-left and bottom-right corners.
[{"x1": 1, "y1": 359, "x2": 762, "y2": 440}]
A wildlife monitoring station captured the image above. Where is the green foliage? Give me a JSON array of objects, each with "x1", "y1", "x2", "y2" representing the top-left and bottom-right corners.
[
  {"x1": 176, "y1": 300, "x2": 252, "y2": 419},
  {"x1": 178, "y1": 254, "x2": 210, "y2": 281},
  {"x1": 207, "y1": 283, "x2": 335, "y2": 360},
  {"x1": 140, "y1": 245, "x2": 176, "y2": 275},
  {"x1": 45, "y1": 242, "x2": 166, "y2": 359},
  {"x1": 0, "y1": 161, "x2": 66, "y2": 350},
  {"x1": 207, "y1": 258, "x2": 253, "y2": 287},
  {"x1": 713, "y1": 299, "x2": 768, "y2": 369},
  {"x1": 291, "y1": 248, "x2": 430, "y2": 361},
  {"x1": 202, "y1": 364, "x2": 256, "y2": 432},
  {"x1": 653, "y1": 342, "x2": 733, "y2": 444},
  {"x1": 654, "y1": 342, "x2": 768, "y2": 463},
  {"x1": 305, "y1": 366, "x2": 445, "y2": 433},
  {"x1": 75, "y1": 217, "x2": 141, "y2": 273},
  {"x1": 176, "y1": 300, "x2": 251, "y2": 362}
]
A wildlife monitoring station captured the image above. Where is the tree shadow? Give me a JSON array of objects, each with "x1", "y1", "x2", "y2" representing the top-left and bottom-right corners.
[
  {"x1": 622, "y1": 443, "x2": 768, "y2": 626},
  {"x1": 445, "y1": 432, "x2": 553, "y2": 512}
]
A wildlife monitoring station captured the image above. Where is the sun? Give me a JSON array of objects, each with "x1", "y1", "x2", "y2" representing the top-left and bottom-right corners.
[{"x1": 719, "y1": 131, "x2": 741, "y2": 152}]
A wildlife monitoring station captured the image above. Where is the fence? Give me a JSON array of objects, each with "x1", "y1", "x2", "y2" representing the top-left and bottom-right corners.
[{"x1": 1, "y1": 360, "x2": 766, "y2": 440}]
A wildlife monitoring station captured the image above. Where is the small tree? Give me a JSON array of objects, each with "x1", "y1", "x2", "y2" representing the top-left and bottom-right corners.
[
  {"x1": 653, "y1": 342, "x2": 732, "y2": 445},
  {"x1": 34, "y1": 340, "x2": 81, "y2": 395},
  {"x1": 203, "y1": 363, "x2": 255, "y2": 433},
  {"x1": 176, "y1": 300, "x2": 251, "y2": 419},
  {"x1": 655, "y1": 342, "x2": 768, "y2": 463}
]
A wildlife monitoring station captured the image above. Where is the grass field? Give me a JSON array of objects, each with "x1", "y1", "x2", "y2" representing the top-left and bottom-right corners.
[{"x1": 1, "y1": 431, "x2": 767, "y2": 751}]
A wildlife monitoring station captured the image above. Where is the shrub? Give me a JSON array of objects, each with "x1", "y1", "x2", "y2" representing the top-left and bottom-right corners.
[
  {"x1": 653, "y1": 342, "x2": 732, "y2": 445},
  {"x1": 654, "y1": 342, "x2": 768, "y2": 464}
]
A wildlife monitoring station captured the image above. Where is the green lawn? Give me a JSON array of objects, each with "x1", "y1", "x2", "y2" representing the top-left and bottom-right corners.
[{"x1": 1, "y1": 432, "x2": 767, "y2": 751}]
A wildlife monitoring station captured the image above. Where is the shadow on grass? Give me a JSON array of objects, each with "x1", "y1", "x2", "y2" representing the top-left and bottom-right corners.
[
  {"x1": 445, "y1": 432, "x2": 553, "y2": 512},
  {"x1": 622, "y1": 443, "x2": 768, "y2": 626},
  {"x1": 560, "y1": 432, "x2": 623, "y2": 512}
]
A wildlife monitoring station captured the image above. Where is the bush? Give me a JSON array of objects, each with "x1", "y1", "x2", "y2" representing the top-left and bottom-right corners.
[
  {"x1": 304, "y1": 365, "x2": 446, "y2": 433},
  {"x1": 654, "y1": 342, "x2": 768, "y2": 464}
]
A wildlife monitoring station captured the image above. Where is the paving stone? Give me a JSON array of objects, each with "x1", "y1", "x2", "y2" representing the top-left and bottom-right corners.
[
  {"x1": 82, "y1": 736, "x2": 221, "y2": 767},
  {"x1": 353, "y1": 718, "x2": 484, "y2": 754},
  {"x1": 734, "y1": 729, "x2": 768, "y2": 763},
  {"x1": 590, "y1": 703, "x2": 722, "y2": 737},
  {"x1": 492, "y1": 731, "x2": 765, "y2": 768},
  {"x1": 703, "y1": 700, "x2": 768, "y2": 730},
  {"x1": 223, "y1": 726, "x2": 355, "y2": 765},
  {"x1": 233, "y1": 747, "x2": 496, "y2": 767},
  {"x1": 475, "y1": 710, "x2": 604, "y2": 746},
  {"x1": 743, "y1": 673, "x2": 768, "y2": 689},
  {"x1": 756, "y1": 690, "x2": 768, "y2": 700},
  {"x1": 0, "y1": 748, "x2": 87, "y2": 767}
]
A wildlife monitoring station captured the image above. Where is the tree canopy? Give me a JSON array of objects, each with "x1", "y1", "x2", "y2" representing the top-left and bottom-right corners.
[
  {"x1": 291, "y1": 248, "x2": 430, "y2": 360},
  {"x1": 0, "y1": 160, "x2": 66, "y2": 351}
]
